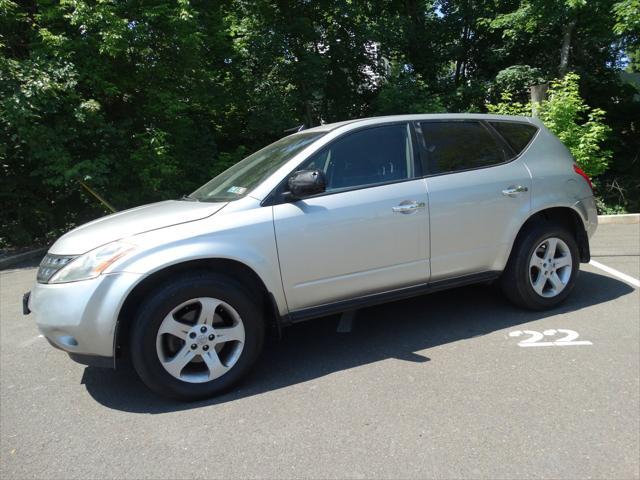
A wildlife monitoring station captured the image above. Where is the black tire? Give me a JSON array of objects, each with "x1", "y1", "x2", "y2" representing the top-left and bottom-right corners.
[
  {"x1": 501, "y1": 222, "x2": 580, "y2": 310},
  {"x1": 130, "y1": 272, "x2": 265, "y2": 401}
]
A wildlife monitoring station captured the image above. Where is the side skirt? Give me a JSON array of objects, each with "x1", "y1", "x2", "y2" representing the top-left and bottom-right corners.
[{"x1": 283, "y1": 271, "x2": 500, "y2": 324}]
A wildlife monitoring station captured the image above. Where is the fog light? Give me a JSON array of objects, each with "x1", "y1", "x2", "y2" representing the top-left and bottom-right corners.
[{"x1": 57, "y1": 335, "x2": 78, "y2": 347}]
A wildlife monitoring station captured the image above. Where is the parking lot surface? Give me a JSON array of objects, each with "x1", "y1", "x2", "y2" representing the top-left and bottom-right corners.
[{"x1": 1, "y1": 223, "x2": 638, "y2": 479}]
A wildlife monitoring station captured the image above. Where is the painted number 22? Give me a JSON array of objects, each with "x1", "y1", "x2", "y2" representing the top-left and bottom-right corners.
[{"x1": 509, "y1": 329, "x2": 592, "y2": 347}]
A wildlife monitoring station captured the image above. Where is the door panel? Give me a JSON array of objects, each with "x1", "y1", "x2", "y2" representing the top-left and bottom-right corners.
[
  {"x1": 426, "y1": 161, "x2": 531, "y2": 280},
  {"x1": 273, "y1": 179, "x2": 430, "y2": 311},
  {"x1": 416, "y1": 120, "x2": 532, "y2": 280}
]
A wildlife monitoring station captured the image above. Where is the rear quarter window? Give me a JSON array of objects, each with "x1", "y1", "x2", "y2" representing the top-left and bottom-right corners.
[{"x1": 490, "y1": 121, "x2": 538, "y2": 155}]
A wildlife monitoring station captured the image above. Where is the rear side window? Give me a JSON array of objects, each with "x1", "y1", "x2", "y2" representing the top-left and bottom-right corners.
[
  {"x1": 419, "y1": 121, "x2": 509, "y2": 174},
  {"x1": 490, "y1": 121, "x2": 538, "y2": 154}
]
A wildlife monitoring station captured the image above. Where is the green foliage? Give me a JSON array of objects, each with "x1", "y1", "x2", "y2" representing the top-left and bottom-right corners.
[
  {"x1": 1, "y1": 1, "x2": 639, "y2": 246},
  {"x1": 1, "y1": 0, "x2": 237, "y2": 246},
  {"x1": 486, "y1": 93, "x2": 531, "y2": 116},
  {"x1": 487, "y1": 73, "x2": 612, "y2": 179},
  {"x1": 492, "y1": 65, "x2": 545, "y2": 102},
  {"x1": 595, "y1": 195, "x2": 628, "y2": 214},
  {"x1": 613, "y1": 0, "x2": 640, "y2": 34},
  {"x1": 539, "y1": 74, "x2": 612, "y2": 177},
  {"x1": 613, "y1": 0, "x2": 640, "y2": 71},
  {"x1": 371, "y1": 65, "x2": 445, "y2": 115}
]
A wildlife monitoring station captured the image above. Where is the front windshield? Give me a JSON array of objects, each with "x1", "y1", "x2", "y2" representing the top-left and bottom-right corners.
[{"x1": 190, "y1": 132, "x2": 325, "y2": 202}]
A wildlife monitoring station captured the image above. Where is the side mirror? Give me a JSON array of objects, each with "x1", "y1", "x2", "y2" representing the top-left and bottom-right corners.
[{"x1": 286, "y1": 169, "x2": 326, "y2": 199}]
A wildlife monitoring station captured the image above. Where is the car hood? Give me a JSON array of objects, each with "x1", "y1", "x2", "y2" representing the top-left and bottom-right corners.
[{"x1": 49, "y1": 200, "x2": 227, "y2": 255}]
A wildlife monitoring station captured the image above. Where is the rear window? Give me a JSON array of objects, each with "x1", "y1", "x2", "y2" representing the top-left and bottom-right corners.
[
  {"x1": 490, "y1": 121, "x2": 538, "y2": 155},
  {"x1": 419, "y1": 121, "x2": 510, "y2": 174}
]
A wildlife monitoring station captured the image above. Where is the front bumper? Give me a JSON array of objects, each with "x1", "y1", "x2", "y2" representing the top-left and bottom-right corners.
[{"x1": 26, "y1": 271, "x2": 142, "y2": 366}]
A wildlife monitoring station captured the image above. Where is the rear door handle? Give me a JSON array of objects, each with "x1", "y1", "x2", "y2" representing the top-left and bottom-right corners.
[
  {"x1": 502, "y1": 185, "x2": 528, "y2": 197},
  {"x1": 392, "y1": 201, "x2": 426, "y2": 214}
]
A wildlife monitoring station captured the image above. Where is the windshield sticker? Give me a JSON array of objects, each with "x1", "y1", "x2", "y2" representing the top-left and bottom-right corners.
[{"x1": 227, "y1": 186, "x2": 247, "y2": 195}]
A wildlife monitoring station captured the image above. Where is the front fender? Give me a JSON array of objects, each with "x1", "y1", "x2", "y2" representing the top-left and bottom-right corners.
[{"x1": 110, "y1": 203, "x2": 288, "y2": 316}]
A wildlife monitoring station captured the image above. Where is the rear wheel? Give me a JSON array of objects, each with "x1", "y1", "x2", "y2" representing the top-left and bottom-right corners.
[
  {"x1": 130, "y1": 272, "x2": 264, "y2": 400},
  {"x1": 501, "y1": 224, "x2": 579, "y2": 310}
]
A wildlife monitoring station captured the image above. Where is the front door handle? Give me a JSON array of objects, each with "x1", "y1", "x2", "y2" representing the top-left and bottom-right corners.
[
  {"x1": 502, "y1": 185, "x2": 529, "y2": 197},
  {"x1": 392, "y1": 201, "x2": 426, "y2": 214}
]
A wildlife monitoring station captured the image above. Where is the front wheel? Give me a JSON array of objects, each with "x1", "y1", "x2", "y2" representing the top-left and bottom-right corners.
[
  {"x1": 130, "y1": 272, "x2": 265, "y2": 401},
  {"x1": 501, "y1": 224, "x2": 580, "y2": 310}
]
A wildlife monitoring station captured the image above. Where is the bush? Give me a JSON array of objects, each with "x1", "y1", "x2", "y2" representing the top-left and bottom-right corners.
[
  {"x1": 487, "y1": 72, "x2": 612, "y2": 180},
  {"x1": 492, "y1": 65, "x2": 545, "y2": 103}
]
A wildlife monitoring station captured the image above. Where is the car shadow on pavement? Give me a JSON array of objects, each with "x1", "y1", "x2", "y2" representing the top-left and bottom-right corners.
[{"x1": 81, "y1": 270, "x2": 634, "y2": 413}]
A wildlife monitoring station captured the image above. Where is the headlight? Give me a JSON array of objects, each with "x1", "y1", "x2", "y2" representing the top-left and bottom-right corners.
[
  {"x1": 37, "y1": 254, "x2": 78, "y2": 283},
  {"x1": 41, "y1": 241, "x2": 136, "y2": 284}
]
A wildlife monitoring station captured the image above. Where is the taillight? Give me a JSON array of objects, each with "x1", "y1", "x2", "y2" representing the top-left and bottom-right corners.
[{"x1": 573, "y1": 164, "x2": 594, "y2": 192}]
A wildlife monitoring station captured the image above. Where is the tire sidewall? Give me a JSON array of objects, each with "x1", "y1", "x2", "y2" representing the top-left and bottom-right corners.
[{"x1": 131, "y1": 273, "x2": 264, "y2": 400}]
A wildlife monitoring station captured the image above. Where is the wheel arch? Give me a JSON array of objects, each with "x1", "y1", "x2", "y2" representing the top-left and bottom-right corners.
[
  {"x1": 113, "y1": 258, "x2": 282, "y2": 365},
  {"x1": 507, "y1": 206, "x2": 591, "y2": 267}
]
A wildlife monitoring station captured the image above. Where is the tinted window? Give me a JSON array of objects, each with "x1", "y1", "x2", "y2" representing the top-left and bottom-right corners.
[
  {"x1": 490, "y1": 121, "x2": 538, "y2": 154},
  {"x1": 299, "y1": 124, "x2": 414, "y2": 191},
  {"x1": 419, "y1": 121, "x2": 509, "y2": 174}
]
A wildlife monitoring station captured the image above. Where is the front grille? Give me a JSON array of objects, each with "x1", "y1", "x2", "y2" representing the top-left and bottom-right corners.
[{"x1": 37, "y1": 254, "x2": 77, "y2": 283}]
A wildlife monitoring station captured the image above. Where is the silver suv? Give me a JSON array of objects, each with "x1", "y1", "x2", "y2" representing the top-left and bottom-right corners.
[{"x1": 25, "y1": 114, "x2": 597, "y2": 400}]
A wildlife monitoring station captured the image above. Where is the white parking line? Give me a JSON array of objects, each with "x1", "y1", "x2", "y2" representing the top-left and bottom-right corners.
[{"x1": 589, "y1": 260, "x2": 640, "y2": 288}]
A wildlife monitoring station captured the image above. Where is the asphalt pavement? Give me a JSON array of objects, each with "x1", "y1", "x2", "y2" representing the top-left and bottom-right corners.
[{"x1": 1, "y1": 223, "x2": 638, "y2": 479}]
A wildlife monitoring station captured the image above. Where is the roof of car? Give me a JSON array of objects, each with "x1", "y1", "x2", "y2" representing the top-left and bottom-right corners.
[{"x1": 303, "y1": 113, "x2": 538, "y2": 133}]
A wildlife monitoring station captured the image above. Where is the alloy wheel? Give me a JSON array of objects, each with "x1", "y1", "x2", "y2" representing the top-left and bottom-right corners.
[
  {"x1": 155, "y1": 297, "x2": 245, "y2": 383},
  {"x1": 528, "y1": 237, "x2": 573, "y2": 298}
]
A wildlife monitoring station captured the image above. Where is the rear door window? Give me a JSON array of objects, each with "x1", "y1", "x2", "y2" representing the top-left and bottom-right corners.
[
  {"x1": 490, "y1": 121, "x2": 538, "y2": 154},
  {"x1": 419, "y1": 121, "x2": 510, "y2": 174}
]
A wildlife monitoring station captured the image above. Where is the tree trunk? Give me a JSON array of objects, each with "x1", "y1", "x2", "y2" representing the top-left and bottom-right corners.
[
  {"x1": 304, "y1": 100, "x2": 314, "y2": 128},
  {"x1": 530, "y1": 83, "x2": 549, "y2": 117},
  {"x1": 455, "y1": 25, "x2": 471, "y2": 86},
  {"x1": 559, "y1": 19, "x2": 576, "y2": 76},
  {"x1": 454, "y1": 59, "x2": 462, "y2": 86},
  {"x1": 404, "y1": 0, "x2": 426, "y2": 76}
]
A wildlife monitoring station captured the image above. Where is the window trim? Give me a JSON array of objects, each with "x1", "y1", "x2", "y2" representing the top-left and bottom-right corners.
[
  {"x1": 261, "y1": 121, "x2": 423, "y2": 206},
  {"x1": 415, "y1": 119, "x2": 539, "y2": 178}
]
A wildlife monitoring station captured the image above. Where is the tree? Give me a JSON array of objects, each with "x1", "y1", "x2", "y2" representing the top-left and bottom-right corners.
[
  {"x1": 1, "y1": 0, "x2": 238, "y2": 245},
  {"x1": 488, "y1": 73, "x2": 612, "y2": 178},
  {"x1": 1, "y1": 0, "x2": 638, "y2": 247},
  {"x1": 613, "y1": 0, "x2": 640, "y2": 71}
]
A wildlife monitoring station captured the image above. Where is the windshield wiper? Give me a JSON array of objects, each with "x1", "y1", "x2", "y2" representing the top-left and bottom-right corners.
[{"x1": 180, "y1": 194, "x2": 199, "y2": 202}]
